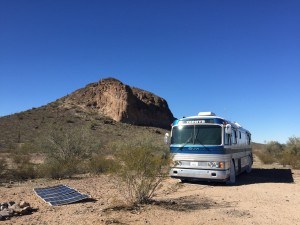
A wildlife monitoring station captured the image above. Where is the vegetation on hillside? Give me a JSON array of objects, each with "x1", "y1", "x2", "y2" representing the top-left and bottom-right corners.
[{"x1": 0, "y1": 119, "x2": 168, "y2": 180}]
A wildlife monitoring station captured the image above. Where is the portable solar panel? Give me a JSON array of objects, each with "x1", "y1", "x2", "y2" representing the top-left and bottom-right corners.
[{"x1": 34, "y1": 184, "x2": 90, "y2": 206}]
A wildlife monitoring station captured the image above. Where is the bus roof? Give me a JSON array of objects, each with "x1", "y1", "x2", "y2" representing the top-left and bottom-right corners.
[{"x1": 173, "y1": 112, "x2": 251, "y2": 134}]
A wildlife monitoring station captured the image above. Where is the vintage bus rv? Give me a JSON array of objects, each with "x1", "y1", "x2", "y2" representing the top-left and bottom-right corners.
[{"x1": 165, "y1": 112, "x2": 252, "y2": 184}]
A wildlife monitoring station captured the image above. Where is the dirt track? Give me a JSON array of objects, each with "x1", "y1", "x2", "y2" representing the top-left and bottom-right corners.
[{"x1": 1, "y1": 160, "x2": 300, "y2": 225}]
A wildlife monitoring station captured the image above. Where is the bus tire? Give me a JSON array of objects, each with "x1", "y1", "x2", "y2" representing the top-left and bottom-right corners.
[
  {"x1": 246, "y1": 155, "x2": 252, "y2": 173},
  {"x1": 227, "y1": 160, "x2": 236, "y2": 184}
]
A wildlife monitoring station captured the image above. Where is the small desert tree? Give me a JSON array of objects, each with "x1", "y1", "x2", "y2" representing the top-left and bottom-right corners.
[
  {"x1": 114, "y1": 140, "x2": 170, "y2": 205},
  {"x1": 38, "y1": 125, "x2": 100, "y2": 178}
]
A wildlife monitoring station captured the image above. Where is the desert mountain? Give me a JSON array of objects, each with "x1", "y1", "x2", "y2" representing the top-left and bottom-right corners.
[
  {"x1": 0, "y1": 78, "x2": 174, "y2": 150},
  {"x1": 61, "y1": 78, "x2": 174, "y2": 129}
]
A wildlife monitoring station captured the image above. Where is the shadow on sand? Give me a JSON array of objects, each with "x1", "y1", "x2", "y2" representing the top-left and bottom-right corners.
[
  {"x1": 181, "y1": 168, "x2": 294, "y2": 186},
  {"x1": 236, "y1": 168, "x2": 294, "y2": 185}
]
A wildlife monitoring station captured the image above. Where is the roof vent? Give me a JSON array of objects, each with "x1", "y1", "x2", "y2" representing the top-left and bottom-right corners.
[
  {"x1": 234, "y1": 122, "x2": 242, "y2": 128},
  {"x1": 198, "y1": 112, "x2": 216, "y2": 116}
]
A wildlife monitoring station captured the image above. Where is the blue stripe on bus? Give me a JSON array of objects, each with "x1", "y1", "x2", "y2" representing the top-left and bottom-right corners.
[{"x1": 170, "y1": 146, "x2": 225, "y2": 154}]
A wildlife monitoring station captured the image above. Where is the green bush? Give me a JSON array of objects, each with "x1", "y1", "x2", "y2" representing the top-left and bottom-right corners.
[
  {"x1": 265, "y1": 141, "x2": 284, "y2": 159},
  {"x1": 255, "y1": 150, "x2": 276, "y2": 164},
  {"x1": 38, "y1": 158, "x2": 80, "y2": 179},
  {"x1": 87, "y1": 155, "x2": 116, "y2": 174},
  {"x1": 10, "y1": 153, "x2": 38, "y2": 180},
  {"x1": 279, "y1": 137, "x2": 300, "y2": 169},
  {"x1": 286, "y1": 137, "x2": 300, "y2": 156},
  {"x1": 114, "y1": 142, "x2": 170, "y2": 205},
  {"x1": 10, "y1": 163, "x2": 37, "y2": 180},
  {"x1": 38, "y1": 125, "x2": 100, "y2": 161},
  {"x1": 280, "y1": 151, "x2": 300, "y2": 169},
  {"x1": 256, "y1": 138, "x2": 300, "y2": 169},
  {"x1": 256, "y1": 141, "x2": 284, "y2": 165},
  {"x1": 37, "y1": 125, "x2": 102, "y2": 178}
]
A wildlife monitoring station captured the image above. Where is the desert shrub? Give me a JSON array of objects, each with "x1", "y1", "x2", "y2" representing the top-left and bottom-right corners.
[
  {"x1": 37, "y1": 125, "x2": 101, "y2": 178},
  {"x1": 257, "y1": 137, "x2": 300, "y2": 169},
  {"x1": 256, "y1": 141, "x2": 284, "y2": 164},
  {"x1": 38, "y1": 158, "x2": 81, "y2": 179},
  {"x1": 255, "y1": 150, "x2": 276, "y2": 164},
  {"x1": 87, "y1": 155, "x2": 116, "y2": 174},
  {"x1": 10, "y1": 162, "x2": 37, "y2": 180},
  {"x1": 279, "y1": 137, "x2": 300, "y2": 169},
  {"x1": 286, "y1": 137, "x2": 300, "y2": 156},
  {"x1": 113, "y1": 141, "x2": 170, "y2": 205},
  {"x1": 265, "y1": 141, "x2": 284, "y2": 159},
  {"x1": 15, "y1": 142, "x2": 40, "y2": 155},
  {"x1": 6, "y1": 143, "x2": 41, "y2": 180},
  {"x1": 40, "y1": 125, "x2": 97, "y2": 160},
  {"x1": 280, "y1": 151, "x2": 300, "y2": 169},
  {"x1": 10, "y1": 153, "x2": 37, "y2": 180}
]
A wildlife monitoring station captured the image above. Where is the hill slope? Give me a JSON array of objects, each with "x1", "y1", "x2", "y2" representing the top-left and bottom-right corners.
[{"x1": 0, "y1": 78, "x2": 173, "y2": 151}]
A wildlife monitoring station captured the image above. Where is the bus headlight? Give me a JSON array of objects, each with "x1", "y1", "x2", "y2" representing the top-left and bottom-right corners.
[{"x1": 208, "y1": 161, "x2": 225, "y2": 168}]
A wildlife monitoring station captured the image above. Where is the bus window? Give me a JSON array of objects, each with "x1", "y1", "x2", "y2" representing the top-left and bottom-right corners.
[
  {"x1": 232, "y1": 129, "x2": 237, "y2": 144},
  {"x1": 224, "y1": 132, "x2": 231, "y2": 145},
  {"x1": 247, "y1": 134, "x2": 251, "y2": 145}
]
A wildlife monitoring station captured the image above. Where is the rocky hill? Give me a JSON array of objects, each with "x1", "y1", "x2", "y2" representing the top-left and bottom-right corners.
[
  {"x1": 61, "y1": 78, "x2": 174, "y2": 129},
  {"x1": 0, "y1": 78, "x2": 174, "y2": 151}
]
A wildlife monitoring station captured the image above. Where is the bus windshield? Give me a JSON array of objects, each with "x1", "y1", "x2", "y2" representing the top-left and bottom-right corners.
[{"x1": 171, "y1": 125, "x2": 221, "y2": 145}]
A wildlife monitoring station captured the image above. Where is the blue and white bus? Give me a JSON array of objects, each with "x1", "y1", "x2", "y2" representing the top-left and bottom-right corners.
[{"x1": 165, "y1": 112, "x2": 252, "y2": 184}]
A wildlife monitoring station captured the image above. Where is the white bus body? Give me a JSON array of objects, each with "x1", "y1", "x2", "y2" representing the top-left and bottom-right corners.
[{"x1": 166, "y1": 112, "x2": 252, "y2": 184}]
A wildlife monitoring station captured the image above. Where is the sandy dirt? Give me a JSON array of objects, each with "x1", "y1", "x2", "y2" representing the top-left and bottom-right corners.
[{"x1": 1, "y1": 158, "x2": 300, "y2": 225}]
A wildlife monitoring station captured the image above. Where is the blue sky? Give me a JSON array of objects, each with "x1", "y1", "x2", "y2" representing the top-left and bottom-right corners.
[{"x1": 0, "y1": 0, "x2": 299, "y2": 144}]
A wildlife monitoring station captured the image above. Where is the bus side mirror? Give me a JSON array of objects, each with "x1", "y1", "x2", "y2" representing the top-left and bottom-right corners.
[
  {"x1": 225, "y1": 124, "x2": 232, "y2": 134},
  {"x1": 164, "y1": 133, "x2": 170, "y2": 144}
]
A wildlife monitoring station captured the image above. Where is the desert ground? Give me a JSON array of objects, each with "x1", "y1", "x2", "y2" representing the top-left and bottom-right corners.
[{"x1": 1, "y1": 156, "x2": 300, "y2": 225}]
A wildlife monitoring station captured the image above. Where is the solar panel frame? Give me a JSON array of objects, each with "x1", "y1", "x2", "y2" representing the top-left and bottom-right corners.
[{"x1": 34, "y1": 184, "x2": 90, "y2": 206}]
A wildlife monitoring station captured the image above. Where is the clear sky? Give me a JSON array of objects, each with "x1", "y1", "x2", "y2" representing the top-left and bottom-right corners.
[{"x1": 0, "y1": 0, "x2": 299, "y2": 144}]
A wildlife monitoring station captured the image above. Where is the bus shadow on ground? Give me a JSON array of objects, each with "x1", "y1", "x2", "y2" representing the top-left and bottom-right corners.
[
  {"x1": 236, "y1": 168, "x2": 294, "y2": 185},
  {"x1": 182, "y1": 168, "x2": 294, "y2": 186}
]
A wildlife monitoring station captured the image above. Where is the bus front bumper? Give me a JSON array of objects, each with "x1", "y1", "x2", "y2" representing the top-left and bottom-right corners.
[{"x1": 170, "y1": 168, "x2": 230, "y2": 181}]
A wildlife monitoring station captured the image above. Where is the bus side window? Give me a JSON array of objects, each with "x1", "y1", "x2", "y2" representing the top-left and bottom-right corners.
[
  {"x1": 247, "y1": 134, "x2": 251, "y2": 145},
  {"x1": 224, "y1": 133, "x2": 231, "y2": 145},
  {"x1": 232, "y1": 129, "x2": 237, "y2": 144}
]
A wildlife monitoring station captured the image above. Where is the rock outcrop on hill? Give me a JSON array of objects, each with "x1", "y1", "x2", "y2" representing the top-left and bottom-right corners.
[{"x1": 62, "y1": 78, "x2": 174, "y2": 129}]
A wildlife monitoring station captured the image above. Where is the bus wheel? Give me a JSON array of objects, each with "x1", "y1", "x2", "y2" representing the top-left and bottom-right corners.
[
  {"x1": 246, "y1": 155, "x2": 252, "y2": 173},
  {"x1": 227, "y1": 160, "x2": 236, "y2": 184}
]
